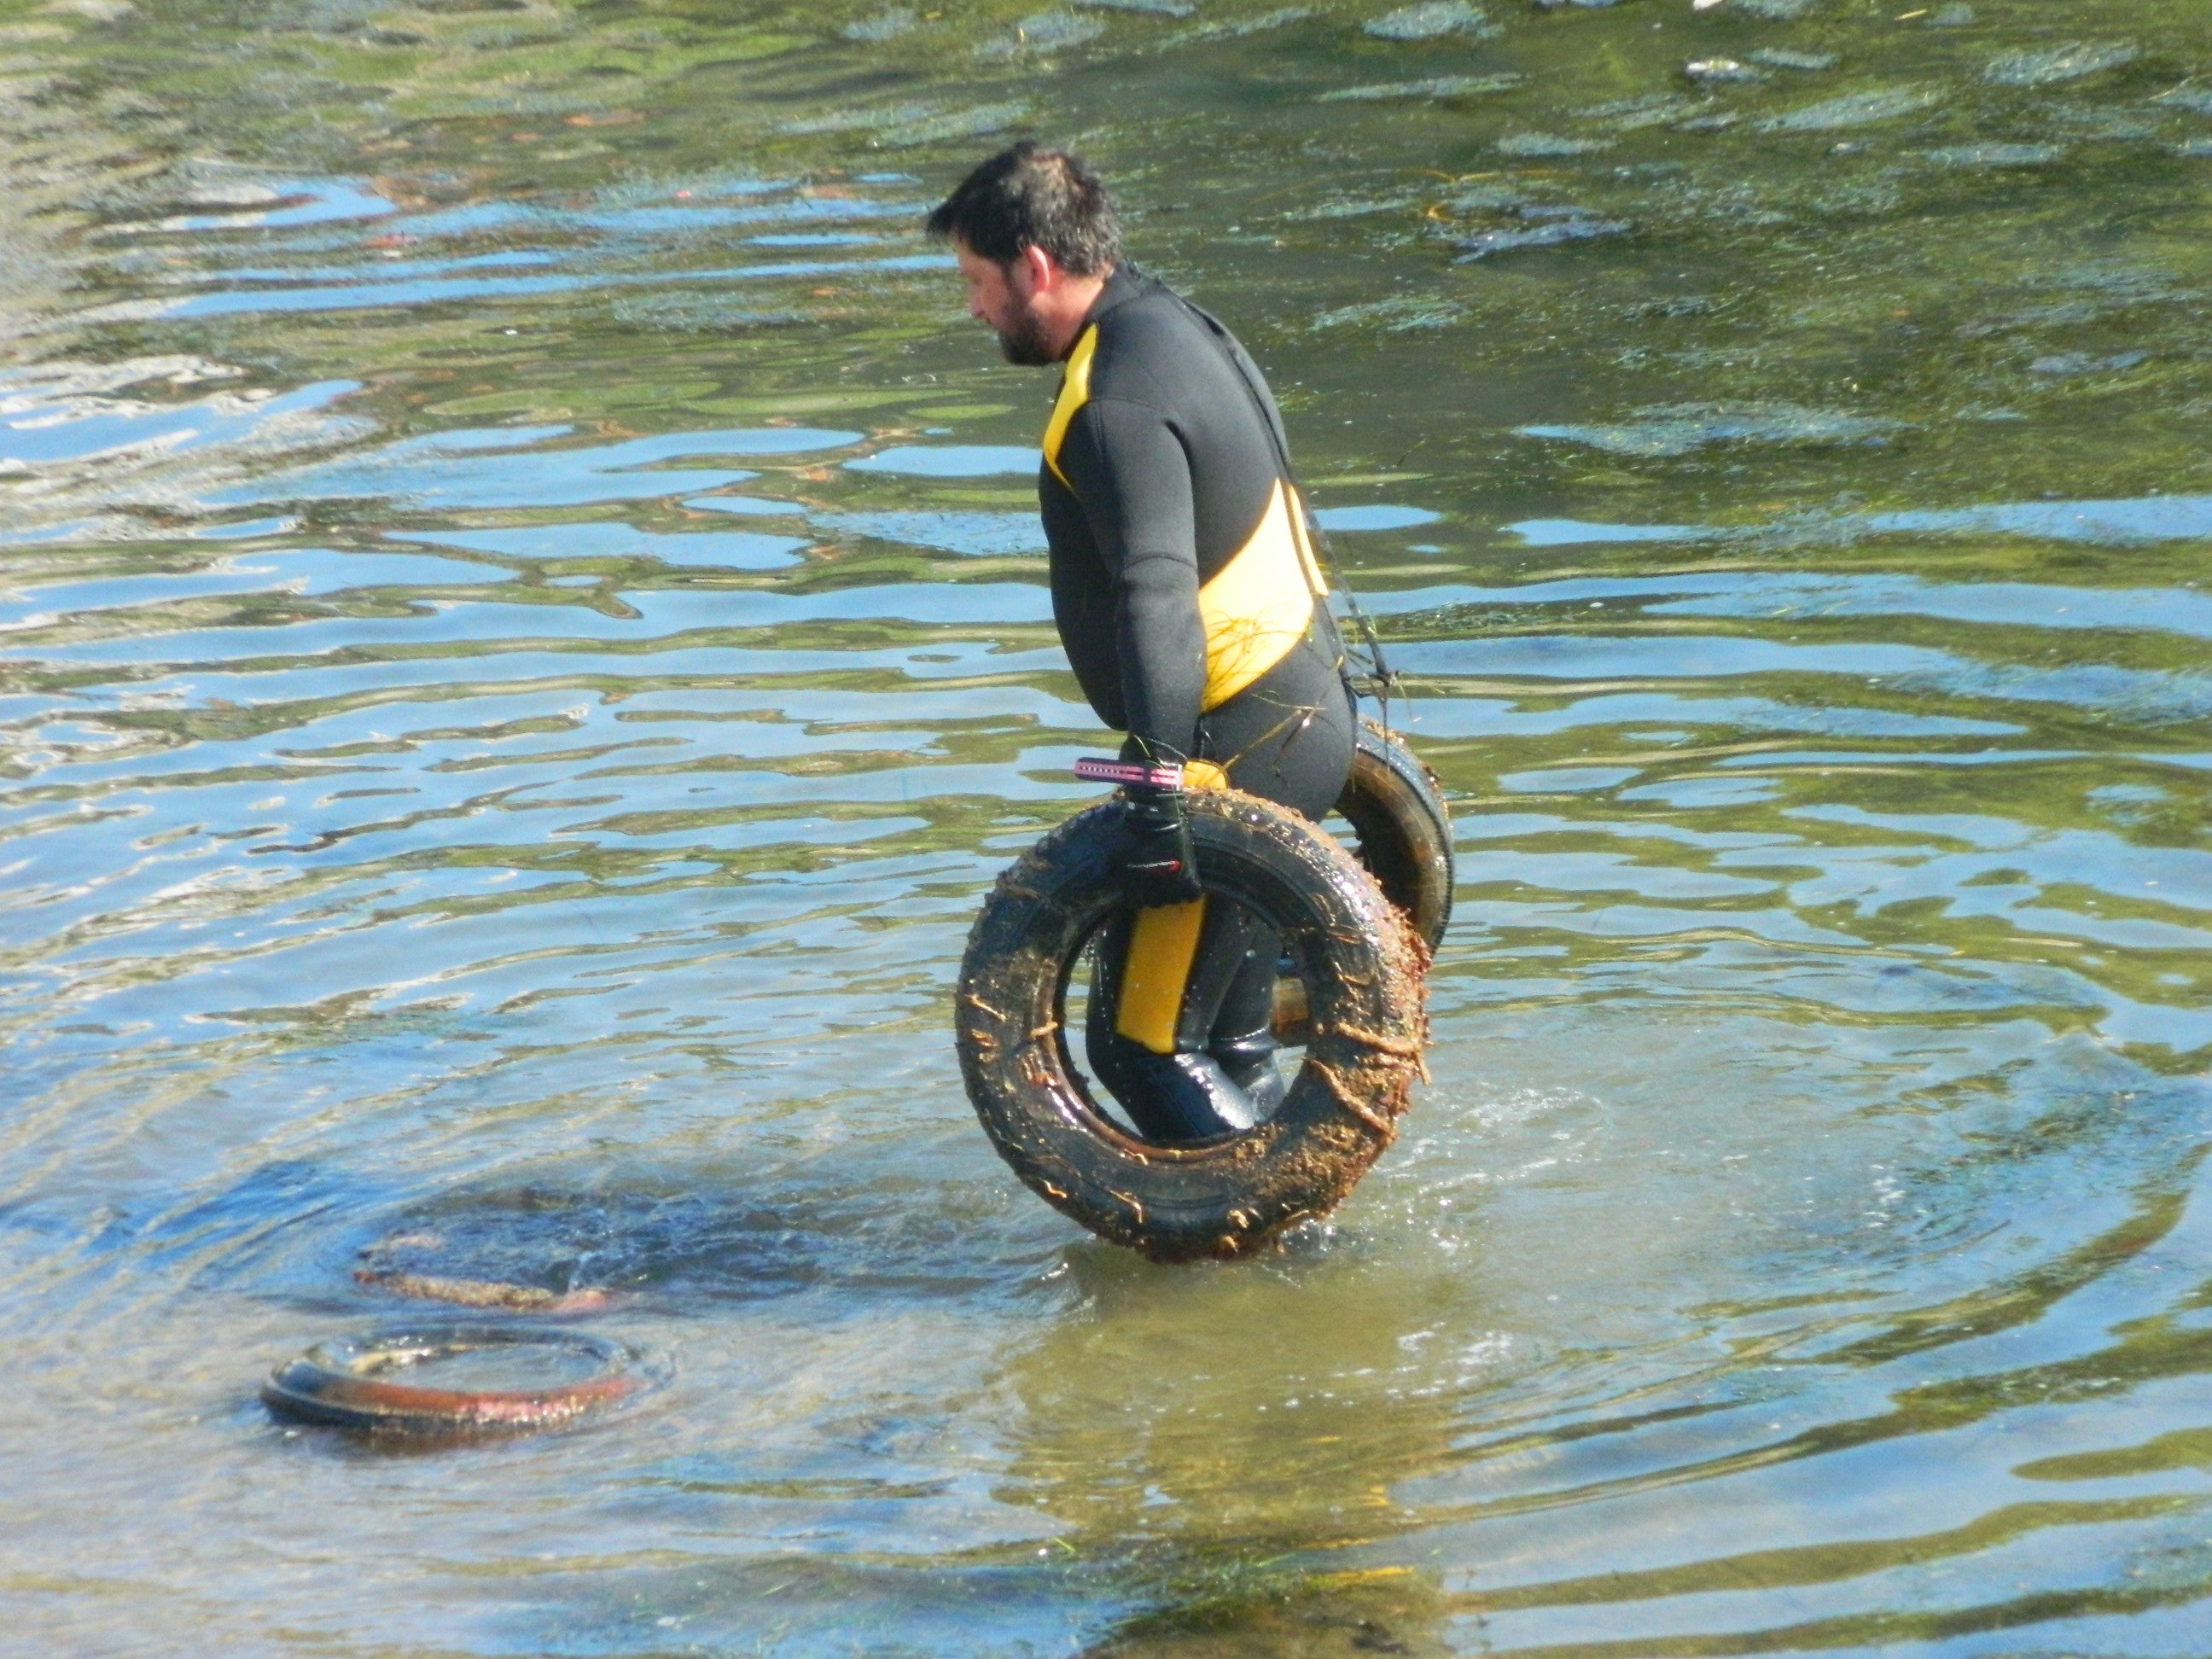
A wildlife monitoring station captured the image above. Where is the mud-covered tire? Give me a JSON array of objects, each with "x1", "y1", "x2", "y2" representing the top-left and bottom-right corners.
[
  {"x1": 1338, "y1": 719, "x2": 1454, "y2": 952},
  {"x1": 261, "y1": 1324, "x2": 643, "y2": 1436},
  {"x1": 956, "y1": 788, "x2": 1428, "y2": 1263}
]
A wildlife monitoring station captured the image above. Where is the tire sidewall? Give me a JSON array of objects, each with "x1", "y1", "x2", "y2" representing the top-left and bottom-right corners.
[{"x1": 1341, "y1": 720, "x2": 1455, "y2": 951}]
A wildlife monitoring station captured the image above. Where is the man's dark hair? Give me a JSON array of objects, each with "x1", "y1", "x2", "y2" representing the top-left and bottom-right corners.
[{"x1": 925, "y1": 142, "x2": 1121, "y2": 274}]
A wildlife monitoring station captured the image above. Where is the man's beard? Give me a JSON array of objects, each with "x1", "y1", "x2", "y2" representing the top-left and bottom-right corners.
[{"x1": 995, "y1": 306, "x2": 1057, "y2": 366}]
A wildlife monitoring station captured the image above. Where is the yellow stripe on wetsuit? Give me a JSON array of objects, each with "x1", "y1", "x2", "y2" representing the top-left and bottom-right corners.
[{"x1": 1042, "y1": 324, "x2": 1099, "y2": 487}]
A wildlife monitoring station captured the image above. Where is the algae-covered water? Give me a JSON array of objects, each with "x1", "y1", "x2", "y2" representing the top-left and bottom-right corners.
[{"x1": 5, "y1": 0, "x2": 2212, "y2": 1652}]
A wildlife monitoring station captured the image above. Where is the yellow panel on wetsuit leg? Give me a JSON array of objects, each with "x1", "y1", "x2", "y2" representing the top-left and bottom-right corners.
[
  {"x1": 1113, "y1": 896, "x2": 1207, "y2": 1054},
  {"x1": 1109, "y1": 758, "x2": 1226, "y2": 1055}
]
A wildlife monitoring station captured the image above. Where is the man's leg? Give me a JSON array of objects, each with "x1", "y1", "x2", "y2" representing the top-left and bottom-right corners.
[
  {"x1": 1086, "y1": 905, "x2": 1262, "y2": 1143},
  {"x1": 1086, "y1": 643, "x2": 1356, "y2": 1143},
  {"x1": 1188, "y1": 644, "x2": 1357, "y2": 1114},
  {"x1": 1202, "y1": 916, "x2": 1286, "y2": 1118}
]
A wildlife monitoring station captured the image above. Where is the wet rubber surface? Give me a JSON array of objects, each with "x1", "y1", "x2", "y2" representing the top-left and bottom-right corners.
[
  {"x1": 260, "y1": 1323, "x2": 645, "y2": 1435},
  {"x1": 3, "y1": 0, "x2": 2210, "y2": 1653}
]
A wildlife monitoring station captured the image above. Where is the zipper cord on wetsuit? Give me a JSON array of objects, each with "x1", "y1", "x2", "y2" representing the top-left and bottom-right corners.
[{"x1": 1167, "y1": 289, "x2": 1400, "y2": 736}]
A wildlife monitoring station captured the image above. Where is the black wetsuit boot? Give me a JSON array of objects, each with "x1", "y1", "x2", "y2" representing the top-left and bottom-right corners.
[
  {"x1": 1086, "y1": 910, "x2": 1260, "y2": 1143},
  {"x1": 1205, "y1": 924, "x2": 1286, "y2": 1119},
  {"x1": 1088, "y1": 894, "x2": 1301, "y2": 1142}
]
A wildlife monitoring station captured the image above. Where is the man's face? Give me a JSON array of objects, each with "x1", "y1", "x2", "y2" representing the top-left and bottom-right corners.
[{"x1": 954, "y1": 241, "x2": 1056, "y2": 366}]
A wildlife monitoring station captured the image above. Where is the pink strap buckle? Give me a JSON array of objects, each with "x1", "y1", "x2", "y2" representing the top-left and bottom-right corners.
[{"x1": 1073, "y1": 756, "x2": 1183, "y2": 790}]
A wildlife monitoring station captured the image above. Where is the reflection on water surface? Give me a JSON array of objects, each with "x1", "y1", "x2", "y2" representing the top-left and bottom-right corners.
[{"x1": 3, "y1": 0, "x2": 2212, "y2": 1653}]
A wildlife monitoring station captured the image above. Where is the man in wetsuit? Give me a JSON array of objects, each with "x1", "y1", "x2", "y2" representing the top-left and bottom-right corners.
[{"x1": 929, "y1": 143, "x2": 1356, "y2": 1144}]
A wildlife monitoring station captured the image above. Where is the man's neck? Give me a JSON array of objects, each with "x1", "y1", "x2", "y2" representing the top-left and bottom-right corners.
[{"x1": 1045, "y1": 264, "x2": 1115, "y2": 361}]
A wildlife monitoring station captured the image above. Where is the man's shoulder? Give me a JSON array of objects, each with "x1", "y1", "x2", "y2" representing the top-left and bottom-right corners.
[
  {"x1": 1089, "y1": 278, "x2": 1230, "y2": 400},
  {"x1": 1095, "y1": 279, "x2": 1194, "y2": 341}
]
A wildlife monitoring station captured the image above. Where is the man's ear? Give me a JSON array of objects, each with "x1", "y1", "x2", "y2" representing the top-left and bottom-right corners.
[{"x1": 1018, "y1": 242, "x2": 1057, "y2": 294}]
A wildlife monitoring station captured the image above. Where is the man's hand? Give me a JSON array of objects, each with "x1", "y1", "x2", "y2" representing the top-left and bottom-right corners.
[{"x1": 1108, "y1": 783, "x2": 1202, "y2": 907}]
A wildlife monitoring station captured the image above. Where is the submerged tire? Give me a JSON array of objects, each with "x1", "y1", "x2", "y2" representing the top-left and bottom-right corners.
[
  {"x1": 956, "y1": 788, "x2": 1427, "y2": 1263},
  {"x1": 261, "y1": 1323, "x2": 641, "y2": 1436},
  {"x1": 1338, "y1": 719, "x2": 1454, "y2": 952}
]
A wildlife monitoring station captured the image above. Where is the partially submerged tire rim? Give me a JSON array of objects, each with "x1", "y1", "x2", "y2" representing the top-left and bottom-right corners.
[
  {"x1": 957, "y1": 789, "x2": 1426, "y2": 1261},
  {"x1": 262, "y1": 1322, "x2": 643, "y2": 1436}
]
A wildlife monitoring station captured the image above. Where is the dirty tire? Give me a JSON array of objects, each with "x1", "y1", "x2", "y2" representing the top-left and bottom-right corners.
[
  {"x1": 957, "y1": 788, "x2": 1428, "y2": 1263},
  {"x1": 261, "y1": 1323, "x2": 641, "y2": 1436},
  {"x1": 1338, "y1": 719, "x2": 1454, "y2": 952}
]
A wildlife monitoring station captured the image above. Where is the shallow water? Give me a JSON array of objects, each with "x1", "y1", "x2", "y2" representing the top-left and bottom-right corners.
[{"x1": 3, "y1": 0, "x2": 2211, "y2": 1653}]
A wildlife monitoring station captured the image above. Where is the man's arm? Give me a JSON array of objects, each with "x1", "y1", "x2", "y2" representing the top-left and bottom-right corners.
[{"x1": 1061, "y1": 396, "x2": 1208, "y2": 763}]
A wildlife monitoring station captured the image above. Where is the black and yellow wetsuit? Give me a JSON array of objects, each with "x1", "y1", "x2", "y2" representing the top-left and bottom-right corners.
[{"x1": 1039, "y1": 264, "x2": 1357, "y2": 1141}]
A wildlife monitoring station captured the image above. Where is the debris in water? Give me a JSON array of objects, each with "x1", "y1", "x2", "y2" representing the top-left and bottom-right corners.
[
  {"x1": 345, "y1": 1184, "x2": 872, "y2": 1309},
  {"x1": 1982, "y1": 42, "x2": 2139, "y2": 88},
  {"x1": 1685, "y1": 59, "x2": 1764, "y2": 84},
  {"x1": 1732, "y1": 0, "x2": 1818, "y2": 18},
  {"x1": 355, "y1": 1267, "x2": 614, "y2": 1313},
  {"x1": 1756, "y1": 84, "x2": 1943, "y2": 131},
  {"x1": 262, "y1": 1325, "x2": 648, "y2": 1438},
  {"x1": 1929, "y1": 2, "x2": 1972, "y2": 23},
  {"x1": 354, "y1": 1225, "x2": 620, "y2": 1313},
  {"x1": 1516, "y1": 402, "x2": 1906, "y2": 456},
  {"x1": 1363, "y1": 2, "x2": 1497, "y2": 41},
  {"x1": 1078, "y1": 0, "x2": 1194, "y2": 13}
]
